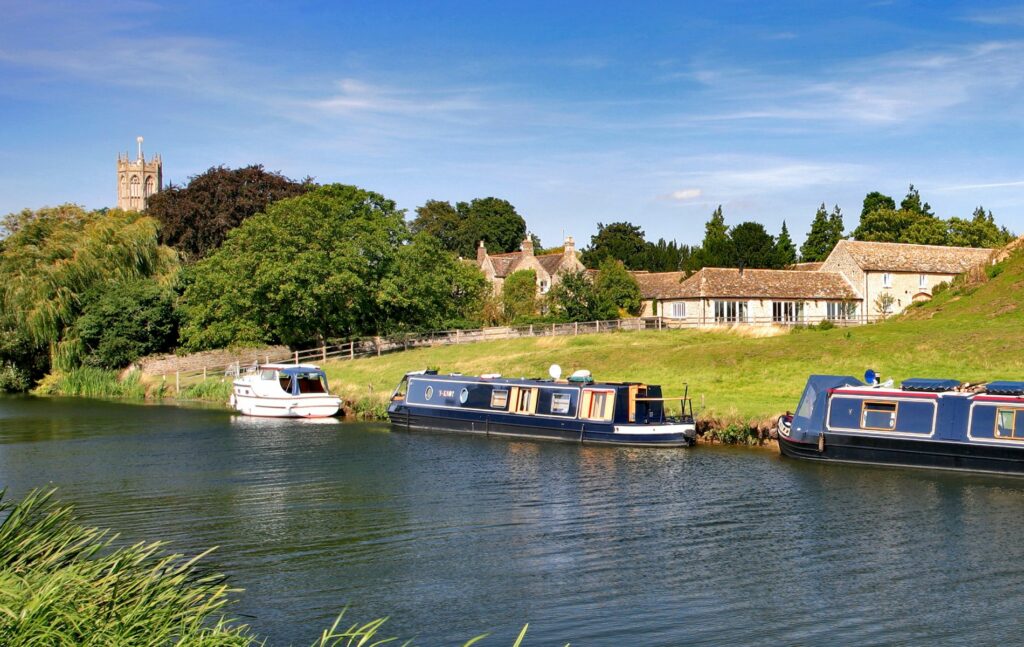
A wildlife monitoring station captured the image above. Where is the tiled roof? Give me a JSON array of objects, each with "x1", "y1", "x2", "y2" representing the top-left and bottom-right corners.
[
  {"x1": 790, "y1": 262, "x2": 823, "y2": 271},
  {"x1": 537, "y1": 253, "x2": 568, "y2": 275},
  {"x1": 835, "y1": 240, "x2": 993, "y2": 273},
  {"x1": 482, "y1": 251, "x2": 572, "y2": 278},
  {"x1": 637, "y1": 268, "x2": 859, "y2": 300}
]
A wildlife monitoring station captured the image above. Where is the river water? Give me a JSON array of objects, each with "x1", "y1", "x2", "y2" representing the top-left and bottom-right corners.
[{"x1": 3, "y1": 396, "x2": 1024, "y2": 645}]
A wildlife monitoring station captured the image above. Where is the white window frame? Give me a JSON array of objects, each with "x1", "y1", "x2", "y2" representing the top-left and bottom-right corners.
[
  {"x1": 670, "y1": 302, "x2": 686, "y2": 319},
  {"x1": 772, "y1": 301, "x2": 803, "y2": 324},
  {"x1": 919, "y1": 274, "x2": 927, "y2": 289},
  {"x1": 826, "y1": 301, "x2": 856, "y2": 321},
  {"x1": 882, "y1": 272, "x2": 892, "y2": 288},
  {"x1": 713, "y1": 300, "x2": 747, "y2": 323}
]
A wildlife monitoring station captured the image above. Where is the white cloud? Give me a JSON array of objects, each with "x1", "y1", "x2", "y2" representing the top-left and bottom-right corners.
[
  {"x1": 936, "y1": 179, "x2": 1024, "y2": 191},
  {"x1": 966, "y1": 7, "x2": 1024, "y2": 26},
  {"x1": 665, "y1": 188, "x2": 703, "y2": 201}
]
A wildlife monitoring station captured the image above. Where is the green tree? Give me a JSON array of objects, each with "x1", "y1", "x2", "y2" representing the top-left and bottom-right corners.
[
  {"x1": 0, "y1": 205, "x2": 178, "y2": 379},
  {"x1": 72, "y1": 280, "x2": 178, "y2": 369},
  {"x1": 641, "y1": 238, "x2": 693, "y2": 272},
  {"x1": 594, "y1": 258, "x2": 643, "y2": 316},
  {"x1": 146, "y1": 165, "x2": 314, "y2": 261},
  {"x1": 774, "y1": 220, "x2": 798, "y2": 266},
  {"x1": 861, "y1": 191, "x2": 896, "y2": 218},
  {"x1": 547, "y1": 270, "x2": 614, "y2": 321},
  {"x1": 580, "y1": 221, "x2": 648, "y2": 269},
  {"x1": 687, "y1": 205, "x2": 734, "y2": 270},
  {"x1": 410, "y1": 200, "x2": 462, "y2": 252},
  {"x1": 455, "y1": 197, "x2": 526, "y2": 257},
  {"x1": 900, "y1": 184, "x2": 934, "y2": 217},
  {"x1": 179, "y1": 184, "x2": 483, "y2": 350},
  {"x1": 501, "y1": 270, "x2": 538, "y2": 322},
  {"x1": 852, "y1": 207, "x2": 916, "y2": 242},
  {"x1": 947, "y1": 207, "x2": 1015, "y2": 248},
  {"x1": 800, "y1": 203, "x2": 845, "y2": 262},
  {"x1": 730, "y1": 221, "x2": 778, "y2": 268}
]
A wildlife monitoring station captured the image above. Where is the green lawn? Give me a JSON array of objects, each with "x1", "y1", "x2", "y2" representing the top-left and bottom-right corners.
[{"x1": 324, "y1": 251, "x2": 1024, "y2": 422}]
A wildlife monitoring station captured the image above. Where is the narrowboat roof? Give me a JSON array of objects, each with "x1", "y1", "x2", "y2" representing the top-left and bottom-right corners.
[
  {"x1": 405, "y1": 371, "x2": 651, "y2": 389},
  {"x1": 829, "y1": 378, "x2": 1024, "y2": 397}
]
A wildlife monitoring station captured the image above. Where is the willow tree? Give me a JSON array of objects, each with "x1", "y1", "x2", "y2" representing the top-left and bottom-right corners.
[{"x1": 0, "y1": 205, "x2": 178, "y2": 379}]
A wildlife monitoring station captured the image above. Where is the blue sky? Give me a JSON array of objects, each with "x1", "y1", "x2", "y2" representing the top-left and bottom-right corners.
[{"x1": 2, "y1": 1, "x2": 1023, "y2": 247}]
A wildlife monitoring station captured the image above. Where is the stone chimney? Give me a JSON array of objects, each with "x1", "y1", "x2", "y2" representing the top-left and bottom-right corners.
[
  {"x1": 563, "y1": 236, "x2": 576, "y2": 258},
  {"x1": 521, "y1": 234, "x2": 534, "y2": 257},
  {"x1": 477, "y1": 240, "x2": 487, "y2": 264}
]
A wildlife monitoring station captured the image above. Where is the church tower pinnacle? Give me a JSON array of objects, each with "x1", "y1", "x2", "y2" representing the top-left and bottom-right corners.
[{"x1": 117, "y1": 136, "x2": 162, "y2": 211}]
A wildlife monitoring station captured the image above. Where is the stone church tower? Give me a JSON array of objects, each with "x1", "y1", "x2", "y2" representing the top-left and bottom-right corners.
[{"x1": 117, "y1": 136, "x2": 162, "y2": 211}]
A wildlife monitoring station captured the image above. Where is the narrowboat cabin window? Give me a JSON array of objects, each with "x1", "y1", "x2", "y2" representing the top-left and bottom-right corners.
[
  {"x1": 996, "y1": 409, "x2": 1024, "y2": 439},
  {"x1": 551, "y1": 393, "x2": 572, "y2": 414},
  {"x1": 490, "y1": 389, "x2": 509, "y2": 408},
  {"x1": 581, "y1": 389, "x2": 615, "y2": 421},
  {"x1": 512, "y1": 387, "x2": 538, "y2": 414},
  {"x1": 861, "y1": 401, "x2": 897, "y2": 430},
  {"x1": 459, "y1": 388, "x2": 469, "y2": 404}
]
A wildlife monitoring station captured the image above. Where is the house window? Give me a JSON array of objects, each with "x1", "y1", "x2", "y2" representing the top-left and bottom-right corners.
[
  {"x1": 539, "y1": 280, "x2": 550, "y2": 294},
  {"x1": 670, "y1": 302, "x2": 686, "y2": 319},
  {"x1": 551, "y1": 393, "x2": 572, "y2": 414},
  {"x1": 861, "y1": 401, "x2": 897, "y2": 430},
  {"x1": 995, "y1": 409, "x2": 1024, "y2": 439},
  {"x1": 713, "y1": 300, "x2": 747, "y2": 323},
  {"x1": 882, "y1": 273, "x2": 892, "y2": 288},
  {"x1": 919, "y1": 274, "x2": 927, "y2": 289},
  {"x1": 772, "y1": 301, "x2": 803, "y2": 323},
  {"x1": 826, "y1": 301, "x2": 857, "y2": 321},
  {"x1": 490, "y1": 389, "x2": 509, "y2": 409}
]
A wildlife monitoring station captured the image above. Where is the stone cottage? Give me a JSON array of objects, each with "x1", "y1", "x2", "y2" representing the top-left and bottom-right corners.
[{"x1": 477, "y1": 235, "x2": 585, "y2": 294}]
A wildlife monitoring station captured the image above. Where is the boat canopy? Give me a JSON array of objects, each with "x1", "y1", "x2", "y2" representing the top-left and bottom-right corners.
[
  {"x1": 986, "y1": 381, "x2": 1024, "y2": 396},
  {"x1": 791, "y1": 374, "x2": 861, "y2": 437},
  {"x1": 279, "y1": 366, "x2": 326, "y2": 378}
]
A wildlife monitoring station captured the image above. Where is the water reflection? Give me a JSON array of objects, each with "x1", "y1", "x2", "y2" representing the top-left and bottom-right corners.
[{"x1": 4, "y1": 398, "x2": 1024, "y2": 644}]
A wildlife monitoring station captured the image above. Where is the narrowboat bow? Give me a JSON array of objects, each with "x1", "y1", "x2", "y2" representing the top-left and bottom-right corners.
[
  {"x1": 387, "y1": 366, "x2": 697, "y2": 447},
  {"x1": 778, "y1": 372, "x2": 1024, "y2": 475}
]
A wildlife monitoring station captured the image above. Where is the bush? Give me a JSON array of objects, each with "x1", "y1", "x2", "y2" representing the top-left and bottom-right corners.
[
  {"x1": 815, "y1": 320, "x2": 835, "y2": 331},
  {"x1": 73, "y1": 280, "x2": 178, "y2": 369},
  {"x1": 0, "y1": 361, "x2": 31, "y2": 392},
  {"x1": 986, "y1": 261, "x2": 1007, "y2": 280},
  {"x1": 932, "y1": 280, "x2": 950, "y2": 295}
]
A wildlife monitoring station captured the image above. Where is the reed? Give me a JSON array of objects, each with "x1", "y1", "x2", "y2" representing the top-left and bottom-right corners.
[
  {"x1": 178, "y1": 378, "x2": 234, "y2": 402},
  {"x1": 0, "y1": 489, "x2": 552, "y2": 646},
  {"x1": 33, "y1": 366, "x2": 148, "y2": 399}
]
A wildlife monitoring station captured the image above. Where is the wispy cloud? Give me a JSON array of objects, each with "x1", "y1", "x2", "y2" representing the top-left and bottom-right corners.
[
  {"x1": 936, "y1": 179, "x2": 1024, "y2": 191},
  {"x1": 662, "y1": 188, "x2": 703, "y2": 201},
  {"x1": 306, "y1": 78, "x2": 485, "y2": 118},
  {"x1": 965, "y1": 6, "x2": 1024, "y2": 26}
]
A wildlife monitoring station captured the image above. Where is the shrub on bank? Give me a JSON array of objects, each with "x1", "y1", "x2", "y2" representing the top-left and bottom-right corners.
[{"x1": 33, "y1": 367, "x2": 148, "y2": 399}]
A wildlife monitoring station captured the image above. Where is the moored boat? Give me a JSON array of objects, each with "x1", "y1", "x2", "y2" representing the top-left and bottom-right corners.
[
  {"x1": 777, "y1": 371, "x2": 1024, "y2": 475},
  {"x1": 230, "y1": 363, "x2": 342, "y2": 418},
  {"x1": 387, "y1": 366, "x2": 697, "y2": 447}
]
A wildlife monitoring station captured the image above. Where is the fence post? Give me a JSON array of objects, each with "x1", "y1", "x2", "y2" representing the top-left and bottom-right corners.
[
  {"x1": 350, "y1": 341, "x2": 355, "y2": 360},
  {"x1": 595, "y1": 321, "x2": 599, "y2": 333},
  {"x1": 203, "y1": 367, "x2": 207, "y2": 381},
  {"x1": 552, "y1": 323, "x2": 555, "y2": 336},
  {"x1": 574, "y1": 321, "x2": 578, "y2": 335},
  {"x1": 658, "y1": 317, "x2": 662, "y2": 331},
  {"x1": 175, "y1": 371, "x2": 180, "y2": 395},
  {"x1": 294, "y1": 351, "x2": 299, "y2": 365},
  {"x1": 456, "y1": 329, "x2": 461, "y2": 344},
  {"x1": 376, "y1": 337, "x2": 381, "y2": 357},
  {"x1": 529, "y1": 324, "x2": 534, "y2": 336},
  {"x1": 322, "y1": 345, "x2": 327, "y2": 362}
]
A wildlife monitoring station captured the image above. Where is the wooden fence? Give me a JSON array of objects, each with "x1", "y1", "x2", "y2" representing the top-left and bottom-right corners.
[{"x1": 165, "y1": 314, "x2": 879, "y2": 393}]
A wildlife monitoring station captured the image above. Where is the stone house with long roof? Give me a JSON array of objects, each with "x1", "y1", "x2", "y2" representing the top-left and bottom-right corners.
[
  {"x1": 477, "y1": 235, "x2": 585, "y2": 294},
  {"x1": 634, "y1": 240, "x2": 994, "y2": 325}
]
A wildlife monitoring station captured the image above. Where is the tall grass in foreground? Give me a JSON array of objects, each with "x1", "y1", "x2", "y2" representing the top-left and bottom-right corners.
[
  {"x1": 33, "y1": 366, "x2": 150, "y2": 399},
  {"x1": 179, "y1": 378, "x2": 234, "y2": 402},
  {"x1": 0, "y1": 489, "x2": 553, "y2": 646}
]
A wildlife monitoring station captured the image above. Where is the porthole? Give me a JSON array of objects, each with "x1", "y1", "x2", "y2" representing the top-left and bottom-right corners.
[
  {"x1": 425, "y1": 386, "x2": 434, "y2": 400},
  {"x1": 460, "y1": 388, "x2": 469, "y2": 404}
]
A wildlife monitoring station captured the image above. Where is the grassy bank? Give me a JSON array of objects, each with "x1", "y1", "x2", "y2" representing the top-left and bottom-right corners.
[
  {"x1": 0, "y1": 489, "x2": 547, "y2": 646},
  {"x1": 323, "y1": 252, "x2": 1024, "y2": 424}
]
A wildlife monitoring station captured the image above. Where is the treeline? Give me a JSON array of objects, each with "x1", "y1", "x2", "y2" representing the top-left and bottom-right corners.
[
  {"x1": 0, "y1": 166, "x2": 638, "y2": 392},
  {"x1": 579, "y1": 185, "x2": 1013, "y2": 272}
]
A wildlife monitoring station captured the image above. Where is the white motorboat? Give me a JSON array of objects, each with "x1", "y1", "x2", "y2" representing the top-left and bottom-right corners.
[{"x1": 230, "y1": 364, "x2": 342, "y2": 418}]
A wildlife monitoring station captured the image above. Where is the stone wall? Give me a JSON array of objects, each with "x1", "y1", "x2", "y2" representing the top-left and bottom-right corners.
[{"x1": 139, "y1": 345, "x2": 291, "y2": 376}]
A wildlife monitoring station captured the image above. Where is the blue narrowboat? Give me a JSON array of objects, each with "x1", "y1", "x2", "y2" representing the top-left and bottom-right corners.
[
  {"x1": 387, "y1": 367, "x2": 697, "y2": 447},
  {"x1": 777, "y1": 372, "x2": 1024, "y2": 475}
]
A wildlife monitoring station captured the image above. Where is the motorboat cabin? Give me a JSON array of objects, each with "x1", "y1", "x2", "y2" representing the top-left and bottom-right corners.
[
  {"x1": 387, "y1": 367, "x2": 697, "y2": 447},
  {"x1": 777, "y1": 372, "x2": 1024, "y2": 475},
  {"x1": 230, "y1": 363, "x2": 342, "y2": 418}
]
